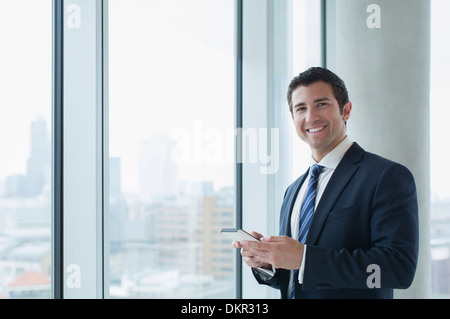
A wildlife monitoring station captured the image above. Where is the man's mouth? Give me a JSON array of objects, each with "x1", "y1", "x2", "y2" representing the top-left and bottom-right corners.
[{"x1": 307, "y1": 126, "x2": 326, "y2": 133}]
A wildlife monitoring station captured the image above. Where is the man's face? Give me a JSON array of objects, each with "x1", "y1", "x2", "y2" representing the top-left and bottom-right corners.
[{"x1": 291, "y1": 81, "x2": 352, "y2": 162}]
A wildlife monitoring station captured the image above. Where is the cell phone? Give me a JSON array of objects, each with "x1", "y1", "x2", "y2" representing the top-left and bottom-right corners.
[{"x1": 221, "y1": 228, "x2": 259, "y2": 242}]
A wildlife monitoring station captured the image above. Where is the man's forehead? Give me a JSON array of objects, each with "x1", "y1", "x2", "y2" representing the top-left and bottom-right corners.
[{"x1": 292, "y1": 82, "x2": 336, "y2": 102}]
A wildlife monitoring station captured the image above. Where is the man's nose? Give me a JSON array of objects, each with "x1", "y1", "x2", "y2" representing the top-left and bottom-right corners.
[{"x1": 305, "y1": 107, "x2": 320, "y2": 123}]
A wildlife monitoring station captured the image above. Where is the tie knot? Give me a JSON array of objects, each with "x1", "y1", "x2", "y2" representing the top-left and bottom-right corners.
[{"x1": 310, "y1": 164, "x2": 323, "y2": 179}]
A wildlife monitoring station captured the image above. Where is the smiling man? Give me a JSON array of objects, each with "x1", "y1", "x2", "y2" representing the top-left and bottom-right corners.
[{"x1": 234, "y1": 67, "x2": 419, "y2": 299}]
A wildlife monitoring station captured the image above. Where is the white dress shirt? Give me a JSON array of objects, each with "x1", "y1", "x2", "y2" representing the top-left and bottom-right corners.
[{"x1": 288, "y1": 136, "x2": 354, "y2": 294}]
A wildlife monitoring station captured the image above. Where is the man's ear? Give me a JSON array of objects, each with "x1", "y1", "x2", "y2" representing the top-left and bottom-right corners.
[{"x1": 342, "y1": 101, "x2": 352, "y2": 122}]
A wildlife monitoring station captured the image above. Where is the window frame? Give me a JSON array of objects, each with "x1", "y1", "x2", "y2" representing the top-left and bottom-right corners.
[{"x1": 52, "y1": 0, "x2": 107, "y2": 299}]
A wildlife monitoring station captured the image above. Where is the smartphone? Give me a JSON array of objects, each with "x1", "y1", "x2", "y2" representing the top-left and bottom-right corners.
[{"x1": 221, "y1": 228, "x2": 259, "y2": 242}]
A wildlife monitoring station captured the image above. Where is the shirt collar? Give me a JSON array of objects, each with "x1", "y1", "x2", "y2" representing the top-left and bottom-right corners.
[{"x1": 309, "y1": 136, "x2": 354, "y2": 170}]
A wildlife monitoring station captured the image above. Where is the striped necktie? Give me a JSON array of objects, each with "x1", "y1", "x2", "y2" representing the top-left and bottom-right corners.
[{"x1": 291, "y1": 164, "x2": 323, "y2": 299}]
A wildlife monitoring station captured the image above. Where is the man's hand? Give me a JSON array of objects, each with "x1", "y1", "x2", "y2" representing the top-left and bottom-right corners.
[
  {"x1": 233, "y1": 232, "x2": 272, "y2": 269},
  {"x1": 239, "y1": 235, "x2": 304, "y2": 270}
]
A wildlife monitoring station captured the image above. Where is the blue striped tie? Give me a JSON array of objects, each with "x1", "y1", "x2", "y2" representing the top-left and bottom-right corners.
[{"x1": 291, "y1": 164, "x2": 323, "y2": 299}]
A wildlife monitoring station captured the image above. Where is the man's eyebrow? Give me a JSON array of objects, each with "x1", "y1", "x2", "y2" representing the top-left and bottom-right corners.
[
  {"x1": 314, "y1": 97, "x2": 331, "y2": 103},
  {"x1": 293, "y1": 97, "x2": 331, "y2": 108},
  {"x1": 293, "y1": 102, "x2": 306, "y2": 108}
]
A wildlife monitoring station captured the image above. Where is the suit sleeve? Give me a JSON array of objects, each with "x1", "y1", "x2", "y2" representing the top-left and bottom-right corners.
[
  {"x1": 251, "y1": 267, "x2": 280, "y2": 288},
  {"x1": 302, "y1": 163, "x2": 419, "y2": 290}
]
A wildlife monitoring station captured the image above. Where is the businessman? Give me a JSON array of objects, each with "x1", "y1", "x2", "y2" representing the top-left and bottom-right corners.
[{"x1": 234, "y1": 67, "x2": 419, "y2": 299}]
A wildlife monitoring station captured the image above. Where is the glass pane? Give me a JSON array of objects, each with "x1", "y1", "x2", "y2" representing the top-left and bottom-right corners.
[
  {"x1": 291, "y1": 0, "x2": 321, "y2": 179},
  {"x1": 108, "y1": 0, "x2": 236, "y2": 298},
  {"x1": 430, "y1": 0, "x2": 450, "y2": 298},
  {"x1": 0, "y1": 0, "x2": 52, "y2": 298}
]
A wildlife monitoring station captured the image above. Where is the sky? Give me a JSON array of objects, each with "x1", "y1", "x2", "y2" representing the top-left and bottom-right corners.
[
  {"x1": 108, "y1": 0, "x2": 236, "y2": 192},
  {"x1": 430, "y1": 0, "x2": 450, "y2": 201},
  {"x1": 0, "y1": 0, "x2": 52, "y2": 181}
]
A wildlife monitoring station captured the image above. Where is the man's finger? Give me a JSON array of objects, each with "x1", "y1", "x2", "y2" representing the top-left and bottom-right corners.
[
  {"x1": 260, "y1": 235, "x2": 289, "y2": 242},
  {"x1": 241, "y1": 240, "x2": 268, "y2": 249},
  {"x1": 250, "y1": 231, "x2": 264, "y2": 240}
]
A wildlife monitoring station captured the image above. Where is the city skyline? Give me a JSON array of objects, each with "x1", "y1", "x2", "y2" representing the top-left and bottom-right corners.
[{"x1": 0, "y1": 116, "x2": 236, "y2": 299}]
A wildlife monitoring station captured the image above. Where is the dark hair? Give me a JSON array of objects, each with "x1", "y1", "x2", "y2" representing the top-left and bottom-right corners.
[{"x1": 287, "y1": 67, "x2": 349, "y2": 114}]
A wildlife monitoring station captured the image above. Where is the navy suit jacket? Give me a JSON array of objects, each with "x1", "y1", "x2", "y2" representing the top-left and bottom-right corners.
[{"x1": 253, "y1": 142, "x2": 419, "y2": 299}]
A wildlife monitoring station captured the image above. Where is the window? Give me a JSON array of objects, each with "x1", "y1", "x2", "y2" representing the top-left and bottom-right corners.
[
  {"x1": 430, "y1": 0, "x2": 450, "y2": 298},
  {"x1": 108, "y1": 0, "x2": 236, "y2": 298},
  {"x1": 0, "y1": 0, "x2": 52, "y2": 299}
]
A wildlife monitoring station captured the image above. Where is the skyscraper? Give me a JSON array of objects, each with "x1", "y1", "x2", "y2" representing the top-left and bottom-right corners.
[
  {"x1": 138, "y1": 136, "x2": 178, "y2": 202},
  {"x1": 4, "y1": 116, "x2": 50, "y2": 198}
]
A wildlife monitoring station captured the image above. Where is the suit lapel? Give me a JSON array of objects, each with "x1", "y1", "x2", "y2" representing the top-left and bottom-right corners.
[
  {"x1": 305, "y1": 143, "x2": 365, "y2": 245},
  {"x1": 281, "y1": 172, "x2": 308, "y2": 237}
]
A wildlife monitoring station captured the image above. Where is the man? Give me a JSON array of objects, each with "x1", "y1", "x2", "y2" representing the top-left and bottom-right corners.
[{"x1": 234, "y1": 67, "x2": 419, "y2": 299}]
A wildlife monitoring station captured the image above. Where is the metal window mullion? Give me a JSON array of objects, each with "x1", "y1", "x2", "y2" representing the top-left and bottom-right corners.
[
  {"x1": 52, "y1": 0, "x2": 65, "y2": 300},
  {"x1": 62, "y1": 0, "x2": 105, "y2": 299},
  {"x1": 321, "y1": 0, "x2": 327, "y2": 67},
  {"x1": 235, "y1": 0, "x2": 243, "y2": 300},
  {"x1": 101, "y1": 0, "x2": 109, "y2": 299}
]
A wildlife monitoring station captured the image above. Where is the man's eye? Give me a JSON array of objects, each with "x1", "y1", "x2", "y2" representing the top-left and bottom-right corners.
[
  {"x1": 296, "y1": 107, "x2": 306, "y2": 112},
  {"x1": 318, "y1": 103, "x2": 328, "y2": 107}
]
